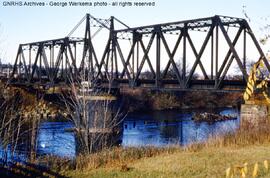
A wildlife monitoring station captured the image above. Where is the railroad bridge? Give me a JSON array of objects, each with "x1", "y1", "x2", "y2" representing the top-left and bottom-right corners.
[{"x1": 6, "y1": 14, "x2": 270, "y2": 91}]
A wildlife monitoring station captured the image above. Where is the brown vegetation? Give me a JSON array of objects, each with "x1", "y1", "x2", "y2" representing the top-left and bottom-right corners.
[
  {"x1": 29, "y1": 119, "x2": 270, "y2": 176},
  {"x1": 0, "y1": 86, "x2": 62, "y2": 163},
  {"x1": 74, "y1": 146, "x2": 179, "y2": 170},
  {"x1": 187, "y1": 119, "x2": 270, "y2": 151},
  {"x1": 122, "y1": 88, "x2": 242, "y2": 111}
]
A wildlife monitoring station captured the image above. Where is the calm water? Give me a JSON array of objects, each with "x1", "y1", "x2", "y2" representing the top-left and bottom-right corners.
[
  {"x1": 37, "y1": 122, "x2": 75, "y2": 157},
  {"x1": 122, "y1": 108, "x2": 239, "y2": 147},
  {"x1": 36, "y1": 108, "x2": 239, "y2": 158}
]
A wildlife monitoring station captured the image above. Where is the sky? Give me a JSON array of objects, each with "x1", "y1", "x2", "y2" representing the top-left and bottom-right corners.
[{"x1": 0, "y1": 0, "x2": 270, "y2": 65}]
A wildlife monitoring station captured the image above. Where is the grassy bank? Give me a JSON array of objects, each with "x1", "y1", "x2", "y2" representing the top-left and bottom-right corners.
[
  {"x1": 2, "y1": 108, "x2": 269, "y2": 177},
  {"x1": 64, "y1": 144, "x2": 270, "y2": 178},
  {"x1": 58, "y1": 122, "x2": 270, "y2": 178}
]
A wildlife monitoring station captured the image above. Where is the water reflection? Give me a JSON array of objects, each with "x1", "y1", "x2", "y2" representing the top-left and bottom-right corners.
[
  {"x1": 35, "y1": 108, "x2": 239, "y2": 157},
  {"x1": 37, "y1": 122, "x2": 75, "y2": 157},
  {"x1": 122, "y1": 108, "x2": 239, "y2": 146}
]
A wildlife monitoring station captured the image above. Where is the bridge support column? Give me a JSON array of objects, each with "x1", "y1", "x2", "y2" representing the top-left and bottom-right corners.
[
  {"x1": 75, "y1": 94, "x2": 123, "y2": 154},
  {"x1": 240, "y1": 103, "x2": 269, "y2": 127}
]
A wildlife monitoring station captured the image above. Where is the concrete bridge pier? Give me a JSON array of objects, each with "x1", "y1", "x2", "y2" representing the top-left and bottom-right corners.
[
  {"x1": 240, "y1": 99, "x2": 269, "y2": 127},
  {"x1": 75, "y1": 94, "x2": 123, "y2": 154}
]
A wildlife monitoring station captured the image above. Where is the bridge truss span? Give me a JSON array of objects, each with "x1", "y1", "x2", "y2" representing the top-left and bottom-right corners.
[{"x1": 9, "y1": 14, "x2": 270, "y2": 91}]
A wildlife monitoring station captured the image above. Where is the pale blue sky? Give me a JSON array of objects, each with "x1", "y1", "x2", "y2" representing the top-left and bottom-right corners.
[{"x1": 0, "y1": 0, "x2": 270, "y2": 63}]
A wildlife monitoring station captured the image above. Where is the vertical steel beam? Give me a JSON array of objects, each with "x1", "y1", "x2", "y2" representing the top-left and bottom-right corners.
[
  {"x1": 211, "y1": 32, "x2": 214, "y2": 79},
  {"x1": 80, "y1": 13, "x2": 92, "y2": 80},
  {"x1": 110, "y1": 16, "x2": 119, "y2": 79},
  {"x1": 29, "y1": 46, "x2": 32, "y2": 75},
  {"x1": 136, "y1": 38, "x2": 139, "y2": 76},
  {"x1": 52, "y1": 43, "x2": 55, "y2": 70},
  {"x1": 132, "y1": 37, "x2": 135, "y2": 79},
  {"x1": 11, "y1": 45, "x2": 22, "y2": 80},
  {"x1": 39, "y1": 46, "x2": 42, "y2": 81},
  {"x1": 105, "y1": 46, "x2": 111, "y2": 78},
  {"x1": 114, "y1": 45, "x2": 119, "y2": 79},
  {"x1": 156, "y1": 27, "x2": 161, "y2": 88},
  {"x1": 183, "y1": 24, "x2": 187, "y2": 83},
  {"x1": 243, "y1": 28, "x2": 246, "y2": 81},
  {"x1": 215, "y1": 20, "x2": 219, "y2": 85}
]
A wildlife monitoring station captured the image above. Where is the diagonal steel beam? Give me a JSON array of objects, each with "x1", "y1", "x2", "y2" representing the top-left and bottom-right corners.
[
  {"x1": 139, "y1": 37, "x2": 156, "y2": 77},
  {"x1": 217, "y1": 18, "x2": 248, "y2": 81},
  {"x1": 215, "y1": 27, "x2": 243, "y2": 89},
  {"x1": 160, "y1": 33, "x2": 182, "y2": 85},
  {"x1": 20, "y1": 48, "x2": 30, "y2": 80},
  {"x1": 186, "y1": 33, "x2": 209, "y2": 79},
  {"x1": 244, "y1": 20, "x2": 270, "y2": 73},
  {"x1": 134, "y1": 33, "x2": 156, "y2": 81},
  {"x1": 120, "y1": 41, "x2": 136, "y2": 79},
  {"x1": 10, "y1": 45, "x2": 22, "y2": 80},
  {"x1": 53, "y1": 44, "x2": 65, "y2": 80},
  {"x1": 115, "y1": 40, "x2": 131, "y2": 80},
  {"x1": 162, "y1": 32, "x2": 183, "y2": 79},
  {"x1": 41, "y1": 47, "x2": 53, "y2": 82},
  {"x1": 96, "y1": 37, "x2": 111, "y2": 79},
  {"x1": 185, "y1": 25, "x2": 214, "y2": 87},
  {"x1": 89, "y1": 40, "x2": 100, "y2": 71},
  {"x1": 67, "y1": 43, "x2": 78, "y2": 77},
  {"x1": 30, "y1": 45, "x2": 42, "y2": 81}
]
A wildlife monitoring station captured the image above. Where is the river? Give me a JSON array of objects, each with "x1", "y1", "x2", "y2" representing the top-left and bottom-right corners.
[{"x1": 36, "y1": 108, "x2": 239, "y2": 158}]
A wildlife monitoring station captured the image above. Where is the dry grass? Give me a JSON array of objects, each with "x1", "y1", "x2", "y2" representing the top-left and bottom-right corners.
[
  {"x1": 186, "y1": 120, "x2": 270, "y2": 152},
  {"x1": 60, "y1": 120, "x2": 270, "y2": 177},
  {"x1": 63, "y1": 144, "x2": 270, "y2": 178},
  {"x1": 75, "y1": 146, "x2": 179, "y2": 170}
]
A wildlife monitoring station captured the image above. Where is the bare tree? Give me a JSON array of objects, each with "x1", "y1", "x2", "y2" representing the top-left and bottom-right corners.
[
  {"x1": 0, "y1": 85, "x2": 57, "y2": 164},
  {"x1": 0, "y1": 23, "x2": 42, "y2": 163},
  {"x1": 62, "y1": 74, "x2": 124, "y2": 155},
  {"x1": 166, "y1": 59, "x2": 195, "y2": 79}
]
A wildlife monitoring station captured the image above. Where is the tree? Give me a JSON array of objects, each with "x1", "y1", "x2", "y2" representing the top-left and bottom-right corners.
[
  {"x1": 62, "y1": 74, "x2": 125, "y2": 155},
  {"x1": 165, "y1": 58, "x2": 192, "y2": 79},
  {"x1": 0, "y1": 86, "x2": 53, "y2": 163}
]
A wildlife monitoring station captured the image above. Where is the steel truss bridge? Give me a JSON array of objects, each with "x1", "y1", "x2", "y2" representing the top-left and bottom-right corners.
[{"x1": 8, "y1": 14, "x2": 270, "y2": 91}]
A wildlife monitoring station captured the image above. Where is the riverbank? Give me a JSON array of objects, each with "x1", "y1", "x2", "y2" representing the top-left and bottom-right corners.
[
  {"x1": 64, "y1": 144, "x2": 270, "y2": 178},
  {"x1": 59, "y1": 122, "x2": 270, "y2": 177},
  {"x1": 121, "y1": 88, "x2": 242, "y2": 111},
  {"x1": 1, "y1": 117, "x2": 270, "y2": 177}
]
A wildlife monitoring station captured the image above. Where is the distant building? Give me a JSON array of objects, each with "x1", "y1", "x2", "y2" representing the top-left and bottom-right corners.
[{"x1": 0, "y1": 59, "x2": 13, "y2": 78}]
